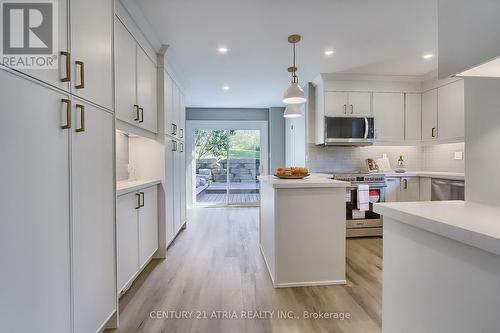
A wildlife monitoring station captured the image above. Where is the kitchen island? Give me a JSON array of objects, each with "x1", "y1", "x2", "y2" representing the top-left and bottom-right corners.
[
  {"x1": 259, "y1": 173, "x2": 349, "y2": 288},
  {"x1": 374, "y1": 200, "x2": 500, "y2": 333}
]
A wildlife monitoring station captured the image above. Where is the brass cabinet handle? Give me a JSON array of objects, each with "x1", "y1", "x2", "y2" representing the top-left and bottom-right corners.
[
  {"x1": 61, "y1": 99, "x2": 71, "y2": 129},
  {"x1": 134, "y1": 105, "x2": 140, "y2": 121},
  {"x1": 139, "y1": 192, "x2": 145, "y2": 207},
  {"x1": 403, "y1": 179, "x2": 408, "y2": 190},
  {"x1": 75, "y1": 104, "x2": 85, "y2": 132},
  {"x1": 172, "y1": 140, "x2": 177, "y2": 151},
  {"x1": 75, "y1": 61, "x2": 85, "y2": 89},
  {"x1": 180, "y1": 142, "x2": 184, "y2": 153},
  {"x1": 135, "y1": 193, "x2": 141, "y2": 209},
  {"x1": 350, "y1": 104, "x2": 354, "y2": 114},
  {"x1": 60, "y1": 51, "x2": 71, "y2": 82},
  {"x1": 171, "y1": 123, "x2": 177, "y2": 135},
  {"x1": 343, "y1": 104, "x2": 346, "y2": 114},
  {"x1": 180, "y1": 128, "x2": 184, "y2": 138},
  {"x1": 139, "y1": 107, "x2": 144, "y2": 123},
  {"x1": 431, "y1": 127, "x2": 437, "y2": 138}
]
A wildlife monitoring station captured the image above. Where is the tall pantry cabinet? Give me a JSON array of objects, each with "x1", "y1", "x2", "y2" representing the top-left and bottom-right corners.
[
  {"x1": 163, "y1": 71, "x2": 187, "y2": 246},
  {"x1": 0, "y1": 0, "x2": 116, "y2": 331}
]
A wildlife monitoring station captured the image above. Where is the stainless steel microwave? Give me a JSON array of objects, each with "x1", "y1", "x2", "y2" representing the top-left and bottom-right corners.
[{"x1": 324, "y1": 116, "x2": 375, "y2": 146}]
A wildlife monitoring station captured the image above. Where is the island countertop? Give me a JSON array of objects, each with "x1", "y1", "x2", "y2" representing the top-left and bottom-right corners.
[
  {"x1": 259, "y1": 173, "x2": 349, "y2": 189},
  {"x1": 374, "y1": 200, "x2": 500, "y2": 256}
]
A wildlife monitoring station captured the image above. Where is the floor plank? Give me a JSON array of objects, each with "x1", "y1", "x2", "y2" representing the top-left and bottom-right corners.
[{"x1": 108, "y1": 207, "x2": 382, "y2": 333}]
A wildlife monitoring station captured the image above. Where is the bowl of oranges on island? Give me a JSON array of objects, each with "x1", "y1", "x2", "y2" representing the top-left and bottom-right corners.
[{"x1": 274, "y1": 167, "x2": 310, "y2": 179}]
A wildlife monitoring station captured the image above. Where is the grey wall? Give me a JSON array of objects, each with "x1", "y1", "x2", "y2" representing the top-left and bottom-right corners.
[
  {"x1": 186, "y1": 107, "x2": 286, "y2": 174},
  {"x1": 269, "y1": 107, "x2": 286, "y2": 172},
  {"x1": 186, "y1": 108, "x2": 269, "y2": 121}
]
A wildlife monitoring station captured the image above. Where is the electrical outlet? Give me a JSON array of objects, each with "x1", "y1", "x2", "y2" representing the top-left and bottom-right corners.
[{"x1": 454, "y1": 151, "x2": 464, "y2": 160}]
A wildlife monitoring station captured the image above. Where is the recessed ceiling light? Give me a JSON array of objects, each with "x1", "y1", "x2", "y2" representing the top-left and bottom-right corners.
[
  {"x1": 324, "y1": 50, "x2": 335, "y2": 56},
  {"x1": 423, "y1": 53, "x2": 433, "y2": 59},
  {"x1": 223, "y1": 85, "x2": 230, "y2": 91},
  {"x1": 218, "y1": 47, "x2": 228, "y2": 54}
]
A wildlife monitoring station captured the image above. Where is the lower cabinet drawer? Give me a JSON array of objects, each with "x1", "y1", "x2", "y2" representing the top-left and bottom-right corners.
[
  {"x1": 346, "y1": 219, "x2": 383, "y2": 229},
  {"x1": 347, "y1": 227, "x2": 383, "y2": 237}
]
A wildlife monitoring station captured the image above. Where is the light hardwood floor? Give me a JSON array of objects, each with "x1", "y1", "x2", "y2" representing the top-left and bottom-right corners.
[{"x1": 108, "y1": 208, "x2": 382, "y2": 333}]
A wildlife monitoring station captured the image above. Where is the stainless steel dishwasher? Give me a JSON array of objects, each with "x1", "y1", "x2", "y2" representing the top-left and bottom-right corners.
[{"x1": 431, "y1": 178, "x2": 465, "y2": 201}]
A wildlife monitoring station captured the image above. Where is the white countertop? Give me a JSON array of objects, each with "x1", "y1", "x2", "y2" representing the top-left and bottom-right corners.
[
  {"x1": 374, "y1": 201, "x2": 500, "y2": 256},
  {"x1": 117, "y1": 179, "x2": 161, "y2": 196},
  {"x1": 259, "y1": 173, "x2": 349, "y2": 189},
  {"x1": 381, "y1": 171, "x2": 464, "y2": 180}
]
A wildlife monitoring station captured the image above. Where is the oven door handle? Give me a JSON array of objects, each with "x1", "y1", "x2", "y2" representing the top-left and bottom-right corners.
[{"x1": 363, "y1": 117, "x2": 369, "y2": 139}]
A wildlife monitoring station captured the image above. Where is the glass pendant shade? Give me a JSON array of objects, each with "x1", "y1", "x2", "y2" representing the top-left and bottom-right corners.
[
  {"x1": 283, "y1": 104, "x2": 302, "y2": 118},
  {"x1": 283, "y1": 81, "x2": 306, "y2": 104}
]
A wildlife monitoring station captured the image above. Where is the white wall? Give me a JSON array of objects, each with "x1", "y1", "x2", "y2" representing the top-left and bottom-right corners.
[
  {"x1": 438, "y1": 0, "x2": 500, "y2": 78},
  {"x1": 464, "y1": 77, "x2": 500, "y2": 205}
]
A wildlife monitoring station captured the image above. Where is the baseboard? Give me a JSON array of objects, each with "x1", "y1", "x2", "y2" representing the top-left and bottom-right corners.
[
  {"x1": 259, "y1": 244, "x2": 276, "y2": 288},
  {"x1": 275, "y1": 280, "x2": 347, "y2": 288}
]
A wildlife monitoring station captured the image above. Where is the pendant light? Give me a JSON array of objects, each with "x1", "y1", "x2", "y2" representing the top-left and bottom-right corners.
[
  {"x1": 283, "y1": 34, "x2": 306, "y2": 105},
  {"x1": 283, "y1": 104, "x2": 302, "y2": 118}
]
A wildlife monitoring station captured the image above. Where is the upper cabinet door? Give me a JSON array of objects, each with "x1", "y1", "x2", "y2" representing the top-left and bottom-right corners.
[
  {"x1": 172, "y1": 83, "x2": 181, "y2": 137},
  {"x1": 178, "y1": 92, "x2": 186, "y2": 140},
  {"x1": 137, "y1": 47, "x2": 158, "y2": 133},
  {"x1": 373, "y1": 93, "x2": 404, "y2": 141},
  {"x1": 348, "y1": 92, "x2": 372, "y2": 117},
  {"x1": 405, "y1": 93, "x2": 422, "y2": 141},
  {"x1": 138, "y1": 186, "x2": 158, "y2": 268},
  {"x1": 70, "y1": 0, "x2": 113, "y2": 110},
  {"x1": 422, "y1": 89, "x2": 438, "y2": 140},
  {"x1": 0, "y1": 70, "x2": 71, "y2": 333},
  {"x1": 115, "y1": 18, "x2": 137, "y2": 125},
  {"x1": 164, "y1": 73, "x2": 176, "y2": 136},
  {"x1": 438, "y1": 80, "x2": 464, "y2": 140},
  {"x1": 71, "y1": 100, "x2": 115, "y2": 333},
  {"x1": 324, "y1": 91, "x2": 349, "y2": 116},
  {"x1": 14, "y1": 0, "x2": 70, "y2": 92}
]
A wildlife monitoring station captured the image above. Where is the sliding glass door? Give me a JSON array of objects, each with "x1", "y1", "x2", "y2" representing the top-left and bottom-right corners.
[{"x1": 188, "y1": 121, "x2": 268, "y2": 207}]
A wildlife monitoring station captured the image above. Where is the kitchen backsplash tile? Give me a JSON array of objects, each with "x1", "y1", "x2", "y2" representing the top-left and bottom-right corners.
[
  {"x1": 307, "y1": 145, "x2": 422, "y2": 173},
  {"x1": 422, "y1": 142, "x2": 465, "y2": 173},
  {"x1": 307, "y1": 142, "x2": 465, "y2": 174}
]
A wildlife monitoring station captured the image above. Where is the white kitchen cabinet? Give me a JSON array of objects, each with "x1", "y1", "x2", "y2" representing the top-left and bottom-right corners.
[
  {"x1": 164, "y1": 73, "x2": 176, "y2": 137},
  {"x1": 71, "y1": 98, "x2": 115, "y2": 333},
  {"x1": 115, "y1": 18, "x2": 158, "y2": 133},
  {"x1": 325, "y1": 91, "x2": 372, "y2": 117},
  {"x1": 173, "y1": 140, "x2": 182, "y2": 233},
  {"x1": 325, "y1": 91, "x2": 349, "y2": 116},
  {"x1": 422, "y1": 89, "x2": 438, "y2": 140},
  {"x1": 137, "y1": 46, "x2": 158, "y2": 133},
  {"x1": 285, "y1": 113, "x2": 306, "y2": 166},
  {"x1": 71, "y1": 0, "x2": 113, "y2": 110},
  {"x1": 178, "y1": 142, "x2": 187, "y2": 229},
  {"x1": 419, "y1": 177, "x2": 432, "y2": 201},
  {"x1": 117, "y1": 192, "x2": 140, "y2": 293},
  {"x1": 0, "y1": 69, "x2": 116, "y2": 333},
  {"x1": 178, "y1": 92, "x2": 187, "y2": 140},
  {"x1": 373, "y1": 92, "x2": 405, "y2": 141},
  {"x1": 348, "y1": 92, "x2": 372, "y2": 116},
  {"x1": 115, "y1": 18, "x2": 138, "y2": 125},
  {"x1": 172, "y1": 83, "x2": 181, "y2": 138},
  {"x1": 117, "y1": 185, "x2": 158, "y2": 294},
  {"x1": 15, "y1": 0, "x2": 70, "y2": 92},
  {"x1": 398, "y1": 177, "x2": 420, "y2": 202},
  {"x1": 405, "y1": 93, "x2": 422, "y2": 141},
  {"x1": 438, "y1": 80, "x2": 464, "y2": 140},
  {"x1": 0, "y1": 69, "x2": 72, "y2": 333},
  {"x1": 385, "y1": 178, "x2": 400, "y2": 202},
  {"x1": 139, "y1": 186, "x2": 159, "y2": 268},
  {"x1": 165, "y1": 139, "x2": 177, "y2": 244}
]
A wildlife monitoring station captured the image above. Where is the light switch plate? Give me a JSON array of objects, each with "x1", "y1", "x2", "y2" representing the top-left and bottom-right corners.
[{"x1": 454, "y1": 151, "x2": 464, "y2": 160}]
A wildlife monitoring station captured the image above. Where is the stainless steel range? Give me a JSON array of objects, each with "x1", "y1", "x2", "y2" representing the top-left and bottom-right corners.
[{"x1": 332, "y1": 173, "x2": 386, "y2": 238}]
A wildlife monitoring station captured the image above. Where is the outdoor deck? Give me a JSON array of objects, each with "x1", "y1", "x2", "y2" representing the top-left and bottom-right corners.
[{"x1": 197, "y1": 192, "x2": 260, "y2": 204}]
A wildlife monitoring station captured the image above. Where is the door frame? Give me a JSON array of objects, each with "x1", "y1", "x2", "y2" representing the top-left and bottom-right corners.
[{"x1": 186, "y1": 120, "x2": 269, "y2": 208}]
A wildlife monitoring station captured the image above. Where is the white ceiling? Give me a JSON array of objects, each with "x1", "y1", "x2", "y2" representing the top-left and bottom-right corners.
[{"x1": 134, "y1": 0, "x2": 438, "y2": 108}]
